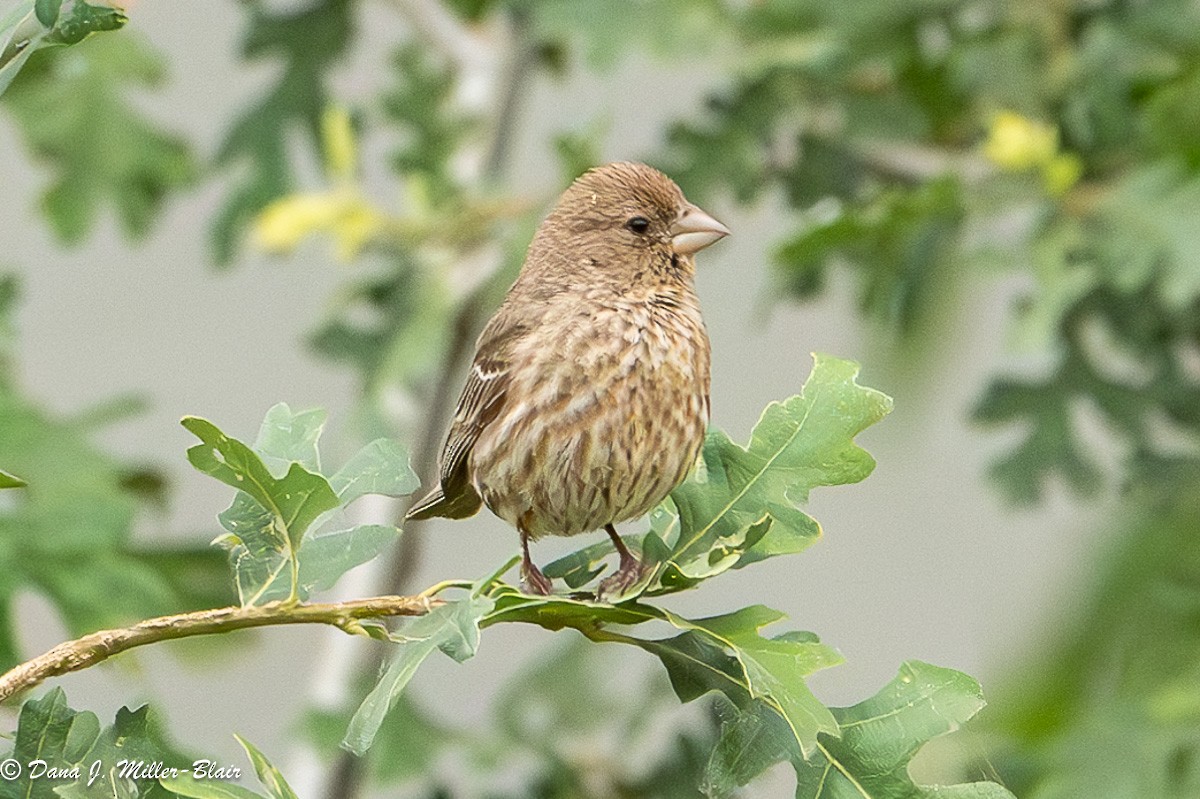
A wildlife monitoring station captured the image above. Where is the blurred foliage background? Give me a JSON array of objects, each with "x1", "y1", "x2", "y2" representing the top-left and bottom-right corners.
[{"x1": 4, "y1": 0, "x2": 1200, "y2": 797}]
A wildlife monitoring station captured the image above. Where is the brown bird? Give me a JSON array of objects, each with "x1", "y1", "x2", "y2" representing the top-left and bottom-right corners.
[{"x1": 407, "y1": 162, "x2": 729, "y2": 598}]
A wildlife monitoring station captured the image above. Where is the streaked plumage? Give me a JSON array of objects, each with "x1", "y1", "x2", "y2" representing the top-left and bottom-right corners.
[{"x1": 407, "y1": 162, "x2": 728, "y2": 597}]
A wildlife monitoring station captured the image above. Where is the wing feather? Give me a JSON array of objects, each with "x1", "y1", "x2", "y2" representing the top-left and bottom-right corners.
[{"x1": 405, "y1": 315, "x2": 525, "y2": 520}]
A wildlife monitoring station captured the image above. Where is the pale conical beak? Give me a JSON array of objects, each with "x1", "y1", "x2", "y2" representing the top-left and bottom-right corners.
[{"x1": 670, "y1": 204, "x2": 730, "y2": 255}]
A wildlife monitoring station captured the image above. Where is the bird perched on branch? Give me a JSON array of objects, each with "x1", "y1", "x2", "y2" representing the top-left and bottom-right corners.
[{"x1": 407, "y1": 162, "x2": 729, "y2": 598}]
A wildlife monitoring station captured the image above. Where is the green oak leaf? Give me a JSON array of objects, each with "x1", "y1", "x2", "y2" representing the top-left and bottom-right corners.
[
  {"x1": 182, "y1": 416, "x2": 339, "y2": 554},
  {"x1": 185, "y1": 406, "x2": 414, "y2": 605},
  {"x1": 1, "y1": 691, "x2": 188, "y2": 799},
  {"x1": 794, "y1": 662, "x2": 1016, "y2": 799},
  {"x1": 344, "y1": 596, "x2": 494, "y2": 755},
  {"x1": 483, "y1": 588, "x2": 840, "y2": 756},
  {"x1": 330, "y1": 438, "x2": 419, "y2": 505},
  {"x1": 0, "y1": 468, "x2": 23, "y2": 488},
  {"x1": 252, "y1": 403, "x2": 326, "y2": 476},
  {"x1": 2, "y1": 31, "x2": 192, "y2": 243},
  {"x1": 672, "y1": 606, "x2": 841, "y2": 756},
  {"x1": 662, "y1": 354, "x2": 891, "y2": 582},
  {"x1": 54, "y1": 704, "x2": 191, "y2": 799},
  {"x1": 0, "y1": 688, "x2": 100, "y2": 799},
  {"x1": 183, "y1": 414, "x2": 339, "y2": 605}
]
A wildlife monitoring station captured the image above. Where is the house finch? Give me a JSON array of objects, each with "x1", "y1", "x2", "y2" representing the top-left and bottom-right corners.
[{"x1": 407, "y1": 162, "x2": 729, "y2": 598}]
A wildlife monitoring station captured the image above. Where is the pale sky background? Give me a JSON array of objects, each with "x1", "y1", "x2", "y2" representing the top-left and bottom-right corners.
[{"x1": 0, "y1": 2, "x2": 1110, "y2": 795}]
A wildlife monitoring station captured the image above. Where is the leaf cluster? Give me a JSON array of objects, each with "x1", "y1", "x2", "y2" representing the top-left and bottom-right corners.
[
  {"x1": 306, "y1": 356, "x2": 1007, "y2": 797},
  {"x1": 181, "y1": 403, "x2": 417, "y2": 606},
  {"x1": 0, "y1": 688, "x2": 300, "y2": 799},
  {"x1": 0, "y1": 688, "x2": 189, "y2": 799},
  {"x1": 653, "y1": 0, "x2": 1200, "y2": 506}
]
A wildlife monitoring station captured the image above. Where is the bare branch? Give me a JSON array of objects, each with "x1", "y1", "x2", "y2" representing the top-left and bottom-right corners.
[{"x1": 0, "y1": 595, "x2": 441, "y2": 703}]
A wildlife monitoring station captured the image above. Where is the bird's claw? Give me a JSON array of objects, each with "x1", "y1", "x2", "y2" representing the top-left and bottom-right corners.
[
  {"x1": 521, "y1": 563, "x2": 554, "y2": 596},
  {"x1": 596, "y1": 561, "x2": 645, "y2": 602}
]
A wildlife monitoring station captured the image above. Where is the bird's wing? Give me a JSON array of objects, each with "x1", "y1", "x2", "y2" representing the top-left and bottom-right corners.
[{"x1": 406, "y1": 314, "x2": 526, "y2": 520}]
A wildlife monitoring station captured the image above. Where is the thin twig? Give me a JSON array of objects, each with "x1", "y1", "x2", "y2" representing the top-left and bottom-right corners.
[
  {"x1": 481, "y1": 5, "x2": 536, "y2": 181},
  {"x1": 0, "y1": 595, "x2": 441, "y2": 704}
]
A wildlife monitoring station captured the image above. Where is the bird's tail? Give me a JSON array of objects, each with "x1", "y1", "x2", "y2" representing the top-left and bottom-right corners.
[{"x1": 405, "y1": 482, "x2": 484, "y2": 521}]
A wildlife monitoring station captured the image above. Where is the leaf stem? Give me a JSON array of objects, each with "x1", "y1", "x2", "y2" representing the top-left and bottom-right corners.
[{"x1": 0, "y1": 594, "x2": 441, "y2": 703}]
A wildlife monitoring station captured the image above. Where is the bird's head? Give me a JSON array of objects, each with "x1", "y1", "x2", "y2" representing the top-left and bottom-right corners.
[{"x1": 529, "y1": 162, "x2": 730, "y2": 290}]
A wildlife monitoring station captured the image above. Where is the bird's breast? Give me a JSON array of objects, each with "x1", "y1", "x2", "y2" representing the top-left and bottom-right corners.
[{"x1": 471, "y1": 293, "x2": 710, "y2": 538}]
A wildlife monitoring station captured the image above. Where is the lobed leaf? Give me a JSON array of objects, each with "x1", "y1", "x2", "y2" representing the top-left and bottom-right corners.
[
  {"x1": 654, "y1": 354, "x2": 891, "y2": 588},
  {"x1": 483, "y1": 588, "x2": 839, "y2": 757},
  {"x1": 252, "y1": 403, "x2": 326, "y2": 476},
  {"x1": 186, "y1": 405, "x2": 416, "y2": 605},
  {"x1": 0, "y1": 689, "x2": 188, "y2": 799},
  {"x1": 343, "y1": 596, "x2": 494, "y2": 755},
  {"x1": 0, "y1": 688, "x2": 100, "y2": 799},
  {"x1": 2, "y1": 30, "x2": 192, "y2": 242},
  {"x1": 794, "y1": 662, "x2": 1016, "y2": 799},
  {"x1": 183, "y1": 416, "x2": 339, "y2": 555},
  {"x1": 184, "y1": 414, "x2": 337, "y2": 604},
  {"x1": 330, "y1": 438, "x2": 419, "y2": 505},
  {"x1": 669, "y1": 606, "x2": 842, "y2": 755}
]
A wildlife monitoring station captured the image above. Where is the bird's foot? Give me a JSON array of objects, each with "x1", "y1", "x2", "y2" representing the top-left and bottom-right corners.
[
  {"x1": 521, "y1": 560, "x2": 554, "y2": 596},
  {"x1": 596, "y1": 558, "x2": 645, "y2": 602}
]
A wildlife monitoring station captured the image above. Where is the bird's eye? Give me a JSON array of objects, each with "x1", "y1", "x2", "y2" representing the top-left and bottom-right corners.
[{"x1": 626, "y1": 216, "x2": 650, "y2": 234}]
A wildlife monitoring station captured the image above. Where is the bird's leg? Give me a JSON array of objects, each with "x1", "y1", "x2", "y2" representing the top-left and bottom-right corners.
[
  {"x1": 519, "y1": 525, "x2": 553, "y2": 596},
  {"x1": 597, "y1": 523, "x2": 645, "y2": 600}
]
